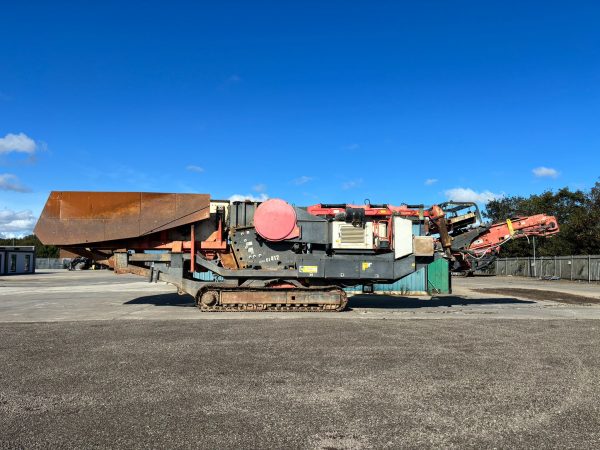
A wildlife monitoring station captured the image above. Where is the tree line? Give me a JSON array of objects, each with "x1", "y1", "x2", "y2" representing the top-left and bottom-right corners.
[
  {"x1": 484, "y1": 180, "x2": 600, "y2": 257},
  {"x1": 0, "y1": 234, "x2": 60, "y2": 258}
]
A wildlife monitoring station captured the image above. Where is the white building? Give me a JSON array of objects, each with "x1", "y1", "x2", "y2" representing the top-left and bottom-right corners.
[{"x1": 0, "y1": 246, "x2": 36, "y2": 275}]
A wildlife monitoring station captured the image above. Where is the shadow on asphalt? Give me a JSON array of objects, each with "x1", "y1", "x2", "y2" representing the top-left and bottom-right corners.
[
  {"x1": 125, "y1": 292, "x2": 534, "y2": 309},
  {"x1": 125, "y1": 293, "x2": 195, "y2": 307},
  {"x1": 347, "y1": 295, "x2": 534, "y2": 309}
]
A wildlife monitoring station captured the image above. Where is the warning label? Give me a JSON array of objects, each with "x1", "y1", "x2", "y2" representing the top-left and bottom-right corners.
[{"x1": 299, "y1": 265, "x2": 318, "y2": 274}]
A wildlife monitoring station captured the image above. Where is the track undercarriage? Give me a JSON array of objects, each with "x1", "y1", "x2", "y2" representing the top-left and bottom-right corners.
[{"x1": 196, "y1": 284, "x2": 348, "y2": 312}]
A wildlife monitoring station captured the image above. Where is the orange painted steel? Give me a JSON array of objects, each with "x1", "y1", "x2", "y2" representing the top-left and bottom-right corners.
[{"x1": 468, "y1": 214, "x2": 559, "y2": 254}]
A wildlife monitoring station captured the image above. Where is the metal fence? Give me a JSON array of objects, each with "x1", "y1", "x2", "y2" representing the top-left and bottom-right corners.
[
  {"x1": 35, "y1": 258, "x2": 70, "y2": 270},
  {"x1": 33, "y1": 255, "x2": 600, "y2": 282},
  {"x1": 493, "y1": 255, "x2": 600, "y2": 282}
]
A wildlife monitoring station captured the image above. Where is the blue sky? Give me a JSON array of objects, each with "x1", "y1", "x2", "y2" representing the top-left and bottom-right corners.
[{"x1": 1, "y1": 1, "x2": 599, "y2": 236}]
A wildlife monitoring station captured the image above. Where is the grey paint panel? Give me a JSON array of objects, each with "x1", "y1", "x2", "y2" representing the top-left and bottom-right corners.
[
  {"x1": 359, "y1": 260, "x2": 394, "y2": 280},
  {"x1": 298, "y1": 257, "x2": 326, "y2": 278},
  {"x1": 394, "y1": 255, "x2": 417, "y2": 279},
  {"x1": 324, "y1": 259, "x2": 360, "y2": 279}
]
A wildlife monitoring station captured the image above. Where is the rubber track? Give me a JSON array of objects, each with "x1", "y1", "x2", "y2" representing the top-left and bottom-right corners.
[{"x1": 197, "y1": 284, "x2": 348, "y2": 312}]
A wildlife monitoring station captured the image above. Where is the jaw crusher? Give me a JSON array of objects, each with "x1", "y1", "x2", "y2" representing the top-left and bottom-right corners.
[{"x1": 34, "y1": 192, "x2": 559, "y2": 311}]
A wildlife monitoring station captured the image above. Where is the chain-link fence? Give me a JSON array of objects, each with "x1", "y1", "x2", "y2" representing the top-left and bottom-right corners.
[
  {"x1": 35, "y1": 258, "x2": 71, "y2": 270},
  {"x1": 493, "y1": 255, "x2": 600, "y2": 282}
]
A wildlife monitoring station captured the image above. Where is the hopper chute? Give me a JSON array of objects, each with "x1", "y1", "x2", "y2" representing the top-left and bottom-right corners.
[{"x1": 34, "y1": 191, "x2": 210, "y2": 246}]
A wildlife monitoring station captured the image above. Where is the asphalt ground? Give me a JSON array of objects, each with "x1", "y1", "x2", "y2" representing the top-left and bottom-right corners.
[
  {"x1": 1, "y1": 271, "x2": 600, "y2": 448},
  {"x1": 2, "y1": 271, "x2": 600, "y2": 321}
]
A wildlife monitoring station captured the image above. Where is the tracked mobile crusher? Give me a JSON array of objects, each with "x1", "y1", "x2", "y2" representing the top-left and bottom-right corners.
[{"x1": 35, "y1": 192, "x2": 559, "y2": 311}]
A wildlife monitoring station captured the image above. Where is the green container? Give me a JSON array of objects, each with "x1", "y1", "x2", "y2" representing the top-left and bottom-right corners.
[{"x1": 426, "y1": 258, "x2": 451, "y2": 294}]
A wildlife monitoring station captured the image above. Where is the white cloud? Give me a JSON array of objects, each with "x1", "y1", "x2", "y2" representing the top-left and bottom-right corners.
[
  {"x1": 186, "y1": 165, "x2": 204, "y2": 173},
  {"x1": 343, "y1": 143, "x2": 360, "y2": 151},
  {"x1": 0, "y1": 132, "x2": 37, "y2": 154},
  {"x1": 0, "y1": 208, "x2": 36, "y2": 238},
  {"x1": 228, "y1": 193, "x2": 269, "y2": 202},
  {"x1": 292, "y1": 175, "x2": 313, "y2": 185},
  {"x1": 227, "y1": 74, "x2": 242, "y2": 83},
  {"x1": 424, "y1": 178, "x2": 438, "y2": 186},
  {"x1": 532, "y1": 166, "x2": 559, "y2": 178},
  {"x1": 253, "y1": 183, "x2": 267, "y2": 193},
  {"x1": 342, "y1": 178, "x2": 363, "y2": 190},
  {"x1": 0, "y1": 173, "x2": 31, "y2": 192},
  {"x1": 444, "y1": 187, "x2": 503, "y2": 204}
]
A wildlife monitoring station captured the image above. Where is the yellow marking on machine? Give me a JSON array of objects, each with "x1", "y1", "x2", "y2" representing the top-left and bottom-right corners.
[
  {"x1": 507, "y1": 218, "x2": 515, "y2": 236},
  {"x1": 299, "y1": 265, "x2": 318, "y2": 274}
]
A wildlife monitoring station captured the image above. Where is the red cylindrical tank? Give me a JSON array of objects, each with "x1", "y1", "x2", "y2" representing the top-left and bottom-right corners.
[{"x1": 253, "y1": 198, "x2": 298, "y2": 241}]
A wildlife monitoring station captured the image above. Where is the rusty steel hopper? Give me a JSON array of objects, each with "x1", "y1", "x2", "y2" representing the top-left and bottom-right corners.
[{"x1": 34, "y1": 191, "x2": 211, "y2": 246}]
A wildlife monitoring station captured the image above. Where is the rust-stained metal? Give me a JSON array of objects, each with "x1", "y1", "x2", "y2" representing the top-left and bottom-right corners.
[
  {"x1": 114, "y1": 265, "x2": 151, "y2": 277},
  {"x1": 128, "y1": 253, "x2": 171, "y2": 262},
  {"x1": 219, "y1": 251, "x2": 239, "y2": 269},
  {"x1": 190, "y1": 224, "x2": 195, "y2": 273},
  {"x1": 171, "y1": 241, "x2": 183, "y2": 253},
  {"x1": 200, "y1": 215, "x2": 227, "y2": 250},
  {"x1": 195, "y1": 284, "x2": 348, "y2": 312},
  {"x1": 220, "y1": 290, "x2": 342, "y2": 305},
  {"x1": 34, "y1": 191, "x2": 210, "y2": 246}
]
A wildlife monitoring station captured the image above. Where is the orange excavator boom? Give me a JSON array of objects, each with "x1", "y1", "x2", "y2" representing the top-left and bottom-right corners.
[{"x1": 449, "y1": 214, "x2": 559, "y2": 273}]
